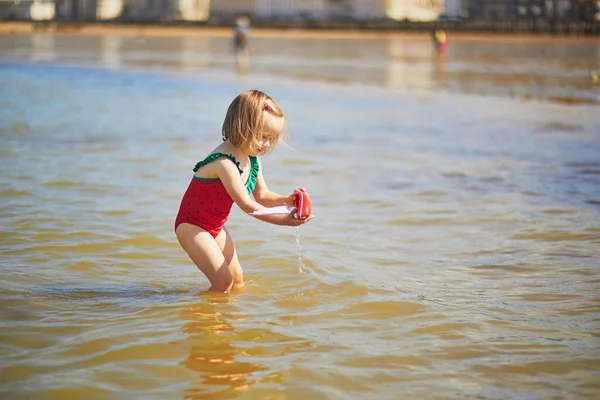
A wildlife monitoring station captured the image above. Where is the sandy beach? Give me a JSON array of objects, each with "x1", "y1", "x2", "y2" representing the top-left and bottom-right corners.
[{"x1": 1, "y1": 21, "x2": 598, "y2": 42}]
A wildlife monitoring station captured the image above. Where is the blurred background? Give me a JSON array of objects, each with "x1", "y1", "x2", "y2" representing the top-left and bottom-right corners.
[
  {"x1": 1, "y1": 0, "x2": 600, "y2": 32},
  {"x1": 1, "y1": 2, "x2": 600, "y2": 400}
]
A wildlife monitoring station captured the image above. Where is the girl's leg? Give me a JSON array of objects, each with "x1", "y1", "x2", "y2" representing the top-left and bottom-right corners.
[
  {"x1": 176, "y1": 223, "x2": 233, "y2": 292},
  {"x1": 215, "y1": 227, "x2": 244, "y2": 289}
]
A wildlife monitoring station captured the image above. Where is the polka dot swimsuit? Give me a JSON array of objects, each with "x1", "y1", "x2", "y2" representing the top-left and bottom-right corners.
[{"x1": 175, "y1": 153, "x2": 259, "y2": 238}]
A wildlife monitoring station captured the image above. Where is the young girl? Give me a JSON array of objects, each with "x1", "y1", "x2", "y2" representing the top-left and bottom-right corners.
[{"x1": 175, "y1": 89, "x2": 313, "y2": 293}]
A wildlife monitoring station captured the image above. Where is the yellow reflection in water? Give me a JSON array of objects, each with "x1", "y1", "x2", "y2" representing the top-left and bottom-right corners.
[{"x1": 179, "y1": 297, "x2": 264, "y2": 399}]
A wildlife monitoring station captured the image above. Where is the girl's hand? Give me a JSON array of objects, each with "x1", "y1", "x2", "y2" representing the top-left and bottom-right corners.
[
  {"x1": 286, "y1": 188, "x2": 299, "y2": 207},
  {"x1": 286, "y1": 192, "x2": 296, "y2": 207},
  {"x1": 285, "y1": 208, "x2": 314, "y2": 226},
  {"x1": 286, "y1": 187, "x2": 306, "y2": 207}
]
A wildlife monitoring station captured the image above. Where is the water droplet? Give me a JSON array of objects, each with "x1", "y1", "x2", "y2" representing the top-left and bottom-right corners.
[{"x1": 295, "y1": 226, "x2": 303, "y2": 274}]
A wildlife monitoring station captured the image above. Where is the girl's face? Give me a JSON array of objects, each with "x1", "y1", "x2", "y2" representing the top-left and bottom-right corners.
[
  {"x1": 255, "y1": 134, "x2": 274, "y2": 156},
  {"x1": 252, "y1": 115, "x2": 284, "y2": 156}
]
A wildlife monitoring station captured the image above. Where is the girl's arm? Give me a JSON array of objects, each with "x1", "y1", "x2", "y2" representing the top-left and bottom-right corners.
[
  {"x1": 216, "y1": 159, "x2": 309, "y2": 227},
  {"x1": 252, "y1": 162, "x2": 295, "y2": 207}
]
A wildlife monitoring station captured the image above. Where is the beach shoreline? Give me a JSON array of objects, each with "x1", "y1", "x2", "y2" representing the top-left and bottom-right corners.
[{"x1": 1, "y1": 21, "x2": 598, "y2": 42}]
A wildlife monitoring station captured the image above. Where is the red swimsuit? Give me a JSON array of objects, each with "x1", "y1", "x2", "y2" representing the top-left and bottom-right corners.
[{"x1": 175, "y1": 153, "x2": 259, "y2": 238}]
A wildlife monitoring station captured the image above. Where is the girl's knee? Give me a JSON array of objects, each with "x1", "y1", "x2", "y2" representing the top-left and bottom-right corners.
[{"x1": 210, "y1": 269, "x2": 234, "y2": 292}]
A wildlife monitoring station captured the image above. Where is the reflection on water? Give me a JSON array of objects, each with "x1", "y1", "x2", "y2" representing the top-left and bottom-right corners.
[
  {"x1": 181, "y1": 299, "x2": 258, "y2": 399},
  {"x1": 0, "y1": 34, "x2": 599, "y2": 399},
  {"x1": 101, "y1": 35, "x2": 122, "y2": 69},
  {"x1": 180, "y1": 36, "x2": 213, "y2": 72},
  {"x1": 30, "y1": 34, "x2": 55, "y2": 62}
]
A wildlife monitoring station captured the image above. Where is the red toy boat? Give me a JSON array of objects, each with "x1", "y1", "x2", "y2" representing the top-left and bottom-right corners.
[{"x1": 294, "y1": 188, "x2": 312, "y2": 220}]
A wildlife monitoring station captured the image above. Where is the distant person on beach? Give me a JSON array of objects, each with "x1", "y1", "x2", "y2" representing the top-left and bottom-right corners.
[
  {"x1": 432, "y1": 29, "x2": 449, "y2": 54},
  {"x1": 233, "y1": 16, "x2": 251, "y2": 73},
  {"x1": 431, "y1": 29, "x2": 448, "y2": 85},
  {"x1": 174, "y1": 90, "x2": 313, "y2": 292}
]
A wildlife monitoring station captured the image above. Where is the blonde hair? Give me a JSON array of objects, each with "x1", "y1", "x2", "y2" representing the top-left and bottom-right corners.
[{"x1": 222, "y1": 89, "x2": 286, "y2": 155}]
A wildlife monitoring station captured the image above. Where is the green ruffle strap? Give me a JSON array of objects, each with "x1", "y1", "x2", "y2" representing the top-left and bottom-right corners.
[
  {"x1": 245, "y1": 156, "x2": 260, "y2": 194},
  {"x1": 193, "y1": 153, "x2": 243, "y2": 175}
]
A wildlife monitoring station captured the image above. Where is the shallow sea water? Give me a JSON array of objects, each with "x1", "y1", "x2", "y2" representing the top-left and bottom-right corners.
[{"x1": 0, "y1": 33, "x2": 599, "y2": 399}]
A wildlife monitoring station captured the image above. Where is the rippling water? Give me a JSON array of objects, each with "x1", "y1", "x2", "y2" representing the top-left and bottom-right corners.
[{"x1": 1, "y1": 33, "x2": 600, "y2": 399}]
